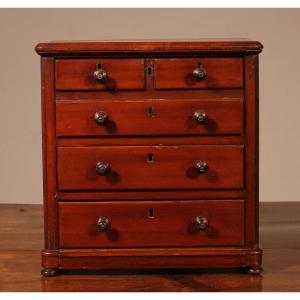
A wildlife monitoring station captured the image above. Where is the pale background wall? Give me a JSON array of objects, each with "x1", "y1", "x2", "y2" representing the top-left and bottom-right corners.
[{"x1": 0, "y1": 8, "x2": 299, "y2": 204}]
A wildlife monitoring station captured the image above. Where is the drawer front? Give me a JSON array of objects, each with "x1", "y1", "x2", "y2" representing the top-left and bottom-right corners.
[
  {"x1": 55, "y1": 59, "x2": 145, "y2": 90},
  {"x1": 56, "y1": 99, "x2": 243, "y2": 137},
  {"x1": 59, "y1": 200, "x2": 245, "y2": 248},
  {"x1": 154, "y1": 58, "x2": 243, "y2": 89},
  {"x1": 57, "y1": 145, "x2": 244, "y2": 191}
]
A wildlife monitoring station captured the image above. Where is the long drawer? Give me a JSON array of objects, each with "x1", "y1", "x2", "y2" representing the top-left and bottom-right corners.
[
  {"x1": 59, "y1": 200, "x2": 245, "y2": 248},
  {"x1": 56, "y1": 99, "x2": 244, "y2": 137},
  {"x1": 57, "y1": 145, "x2": 244, "y2": 191}
]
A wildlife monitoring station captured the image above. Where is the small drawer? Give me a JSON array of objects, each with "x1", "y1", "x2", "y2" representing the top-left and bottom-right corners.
[
  {"x1": 55, "y1": 59, "x2": 145, "y2": 90},
  {"x1": 59, "y1": 200, "x2": 245, "y2": 248},
  {"x1": 56, "y1": 98, "x2": 243, "y2": 137},
  {"x1": 57, "y1": 145, "x2": 244, "y2": 191},
  {"x1": 154, "y1": 58, "x2": 243, "y2": 90}
]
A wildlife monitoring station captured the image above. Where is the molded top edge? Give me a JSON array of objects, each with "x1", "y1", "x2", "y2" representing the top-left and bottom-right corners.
[{"x1": 35, "y1": 39, "x2": 263, "y2": 56}]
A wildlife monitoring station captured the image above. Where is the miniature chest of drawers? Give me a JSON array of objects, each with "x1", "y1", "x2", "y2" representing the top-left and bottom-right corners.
[{"x1": 35, "y1": 40, "x2": 263, "y2": 276}]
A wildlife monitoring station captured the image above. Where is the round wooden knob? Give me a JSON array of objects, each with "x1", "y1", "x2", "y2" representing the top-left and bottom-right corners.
[
  {"x1": 195, "y1": 160, "x2": 208, "y2": 174},
  {"x1": 96, "y1": 217, "x2": 111, "y2": 232},
  {"x1": 192, "y1": 63, "x2": 207, "y2": 81},
  {"x1": 94, "y1": 65, "x2": 108, "y2": 82},
  {"x1": 194, "y1": 217, "x2": 208, "y2": 230},
  {"x1": 94, "y1": 111, "x2": 108, "y2": 125},
  {"x1": 96, "y1": 161, "x2": 110, "y2": 176},
  {"x1": 193, "y1": 111, "x2": 208, "y2": 123}
]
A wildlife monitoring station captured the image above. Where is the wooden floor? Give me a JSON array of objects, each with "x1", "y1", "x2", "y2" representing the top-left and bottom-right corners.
[{"x1": 0, "y1": 202, "x2": 300, "y2": 292}]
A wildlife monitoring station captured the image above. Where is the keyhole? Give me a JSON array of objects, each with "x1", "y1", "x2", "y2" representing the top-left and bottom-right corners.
[
  {"x1": 96, "y1": 63, "x2": 102, "y2": 69},
  {"x1": 147, "y1": 107, "x2": 155, "y2": 117},
  {"x1": 147, "y1": 67, "x2": 153, "y2": 75},
  {"x1": 148, "y1": 208, "x2": 155, "y2": 218},
  {"x1": 147, "y1": 153, "x2": 154, "y2": 163}
]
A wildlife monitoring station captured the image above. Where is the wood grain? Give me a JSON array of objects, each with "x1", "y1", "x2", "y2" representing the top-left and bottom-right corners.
[
  {"x1": 56, "y1": 136, "x2": 246, "y2": 147},
  {"x1": 56, "y1": 89, "x2": 244, "y2": 101},
  {"x1": 59, "y1": 200, "x2": 244, "y2": 248},
  {"x1": 41, "y1": 57, "x2": 58, "y2": 250},
  {"x1": 154, "y1": 58, "x2": 243, "y2": 89},
  {"x1": 56, "y1": 98, "x2": 244, "y2": 137},
  {"x1": 36, "y1": 41, "x2": 262, "y2": 274},
  {"x1": 244, "y1": 55, "x2": 259, "y2": 248},
  {"x1": 57, "y1": 145, "x2": 244, "y2": 191},
  {"x1": 35, "y1": 40, "x2": 263, "y2": 56},
  {"x1": 56, "y1": 59, "x2": 145, "y2": 91},
  {"x1": 57, "y1": 190, "x2": 246, "y2": 201}
]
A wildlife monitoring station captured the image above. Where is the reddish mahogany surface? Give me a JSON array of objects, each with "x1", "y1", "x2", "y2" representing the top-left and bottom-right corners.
[
  {"x1": 56, "y1": 59, "x2": 145, "y2": 90},
  {"x1": 56, "y1": 99, "x2": 244, "y2": 137},
  {"x1": 36, "y1": 40, "x2": 262, "y2": 275},
  {"x1": 57, "y1": 145, "x2": 244, "y2": 191},
  {"x1": 154, "y1": 58, "x2": 243, "y2": 89},
  {"x1": 35, "y1": 39, "x2": 263, "y2": 55},
  {"x1": 59, "y1": 200, "x2": 244, "y2": 248}
]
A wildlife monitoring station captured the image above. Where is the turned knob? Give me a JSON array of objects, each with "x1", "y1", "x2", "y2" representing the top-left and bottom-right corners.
[
  {"x1": 95, "y1": 161, "x2": 110, "y2": 176},
  {"x1": 193, "y1": 111, "x2": 208, "y2": 123},
  {"x1": 96, "y1": 217, "x2": 111, "y2": 232},
  {"x1": 195, "y1": 160, "x2": 208, "y2": 174},
  {"x1": 94, "y1": 111, "x2": 108, "y2": 125},
  {"x1": 94, "y1": 64, "x2": 108, "y2": 82},
  {"x1": 192, "y1": 63, "x2": 207, "y2": 81},
  {"x1": 194, "y1": 217, "x2": 208, "y2": 230}
]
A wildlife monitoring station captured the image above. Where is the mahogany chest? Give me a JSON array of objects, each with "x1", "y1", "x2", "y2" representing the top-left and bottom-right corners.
[{"x1": 35, "y1": 40, "x2": 263, "y2": 276}]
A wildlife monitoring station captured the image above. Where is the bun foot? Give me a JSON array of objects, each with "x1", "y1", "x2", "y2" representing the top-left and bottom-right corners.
[
  {"x1": 41, "y1": 268, "x2": 59, "y2": 277},
  {"x1": 246, "y1": 266, "x2": 263, "y2": 275}
]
